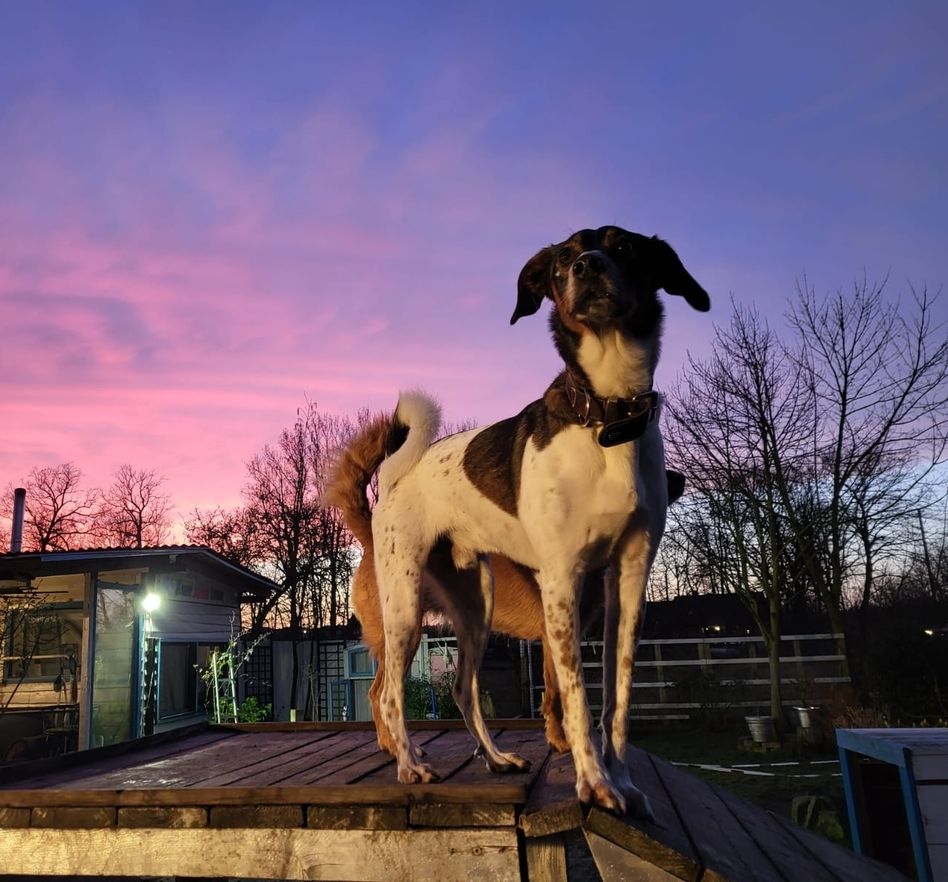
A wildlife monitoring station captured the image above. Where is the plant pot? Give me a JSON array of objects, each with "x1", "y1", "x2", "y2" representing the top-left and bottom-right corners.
[
  {"x1": 791, "y1": 706, "x2": 820, "y2": 729},
  {"x1": 745, "y1": 715, "x2": 776, "y2": 743}
]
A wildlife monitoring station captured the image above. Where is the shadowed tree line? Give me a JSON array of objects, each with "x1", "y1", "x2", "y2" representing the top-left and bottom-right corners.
[
  {"x1": 1, "y1": 463, "x2": 174, "y2": 552},
  {"x1": 0, "y1": 403, "x2": 366, "y2": 642},
  {"x1": 655, "y1": 277, "x2": 948, "y2": 723}
]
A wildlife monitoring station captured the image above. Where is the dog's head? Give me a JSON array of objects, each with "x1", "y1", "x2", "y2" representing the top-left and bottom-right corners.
[{"x1": 511, "y1": 227, "x2": 710, "y2": 330}]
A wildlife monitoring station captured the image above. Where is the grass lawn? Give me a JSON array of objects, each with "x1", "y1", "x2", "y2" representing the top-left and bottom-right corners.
[{"x1": 631, "y1": 727, "x2": 850, "y2": 846}]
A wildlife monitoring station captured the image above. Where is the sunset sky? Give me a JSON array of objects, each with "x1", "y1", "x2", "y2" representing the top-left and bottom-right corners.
[{"x1": 2, "y1": 2, "x2": 947, "y2": 530}]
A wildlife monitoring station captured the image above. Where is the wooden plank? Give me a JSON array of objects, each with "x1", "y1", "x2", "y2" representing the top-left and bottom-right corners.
[
  {"x1": 699, "y1": 777, "x2": 839, "y2": 882},
  {"x1": 409, "y1": 803, "x2": 516, "y2": 828},
  {"x1": 518, "y1": 750, "x2": 583, "y2": 838},
  {"x1": 0, "y1": 807, "x2": 30, "y2": 827},
  {"x1": 223, "y1": 718, "x2": 545, "y2": 733},
  {"x1": 31, "y1": 806, "x2": 116, "y2": 828},
  {"x1": 618, "y1": 747, "x2": 702, "y2": 880},
  {"x1": 444, "y1": 728, "x2": 552, "y2": 788},
  {"x1": 317, "y1": 728, "x2": 447, "y2": 785},
  {"x1": 209, "y1": 805, "x2": 304, "y2": 828},
  {"x1": 306, "y1": 804, "x2": 407, "y2": 830},
  {"x1": 585, "y1": 830, "x2": 686, "y2": 881},
  {"x1": 584, "y1": 808, "x2": 700, "y2": 882},
  {"x1": 0, "y1": 781, "x2": 527, "y2": 809},
  {"x1": 776, "y1": 808, "x2": 911, "y2": 882},
  {"x1": 0, "y1": 722, "x2": 217, "y2": 788},
  {"x1": 353, "y1": 729, "x2": 485, "y2": 786},
  {"x1": 117, "y1": 806, "x2": 208, "y2": 828},
  {"x1": 648, "y1": 752, "x2": 797, "y2": 882},
  {"x1": 121, "y1": 730, "x2": 334, "y2": 788},
  {"x1": 0, "y1": 826, "x2": 522, "y2": 881},
  {"x1": 290, "y1": 730, "x2": 398, "y2": 786},
  {"x1": 196, "y1": 730, "x2": 371, "y2": 787},
  {"x1": 0, "y1": 728, "x2": 234, "y2": 790},
  {"x1": 524, "y1": 834, "x2": 568, "y2": 882}
]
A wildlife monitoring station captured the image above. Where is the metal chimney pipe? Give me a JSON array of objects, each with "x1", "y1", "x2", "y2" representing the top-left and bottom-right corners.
[{"x1": 11, "y1": 487, "x2": 25, "y2": 554}]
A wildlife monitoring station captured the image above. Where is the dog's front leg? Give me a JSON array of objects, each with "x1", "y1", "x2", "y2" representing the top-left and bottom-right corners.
[
  {"x1": 540, "y1": 569, "x2": 625, "y2": 812},
  {"x1": 601, "y1": 527, "x2": 654, "y2": 820}
]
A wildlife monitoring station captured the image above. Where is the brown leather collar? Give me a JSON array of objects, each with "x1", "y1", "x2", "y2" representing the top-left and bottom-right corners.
[{"x1": 553, "y1": 372, "x2": 659, "y2": 446}]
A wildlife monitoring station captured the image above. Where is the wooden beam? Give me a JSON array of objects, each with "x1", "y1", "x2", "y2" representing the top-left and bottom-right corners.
[
  {"x1": 0, "y1": 781, "x2": 527, "y2": 809},
  {"x1": 523, "y1": 834, "x2": 568, "y2": 882},
  {"x1": 0, "y1": 827, "x2": 521, "y2": 881},
  {"x1": 585, "y1": 830, "x2": 685, "y2": 882}
]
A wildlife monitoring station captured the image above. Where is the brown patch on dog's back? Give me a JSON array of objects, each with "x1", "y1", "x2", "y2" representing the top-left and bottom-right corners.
[{"x1": 462, "y1": 394, "x2": 572, "y2": 515}]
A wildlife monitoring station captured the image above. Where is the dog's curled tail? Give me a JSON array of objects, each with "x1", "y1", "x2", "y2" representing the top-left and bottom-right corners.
[
  {"x1": 322, "y1": 413, "x2": 395, "y2": 549},
  {"x1": 378, "y1": 390, "x2": 442, "y2": 494}
]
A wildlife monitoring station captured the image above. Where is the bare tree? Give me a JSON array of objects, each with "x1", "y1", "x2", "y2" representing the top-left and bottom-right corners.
[
  {"x1": 784, "y1": 279, "x2": 948, "y2": 634},
  {"x1": 665, "y1": 304, "x2": 814, "y2": 724},
  {"x1": 239, "y1": 401, "x2": 360, "y2": 710},
  {"x1": 1, "y1": 464, "x2": 97, "y2": 551},
  {"x1": 94, "y1": 465, "x2": 173, "y2": 548},
  {"x1": 185, "y1": 505, "x2": 262, "y2": 570}
]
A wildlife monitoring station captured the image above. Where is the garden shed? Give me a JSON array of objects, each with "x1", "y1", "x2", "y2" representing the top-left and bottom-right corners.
[{"x1": 0, "y1": 545, "x2": 277, "y2": 760}]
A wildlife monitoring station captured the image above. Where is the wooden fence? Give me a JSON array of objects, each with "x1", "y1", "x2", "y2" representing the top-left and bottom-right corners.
[{"x1": 524, "y1": 633, "x2": 851, "y2": 724}]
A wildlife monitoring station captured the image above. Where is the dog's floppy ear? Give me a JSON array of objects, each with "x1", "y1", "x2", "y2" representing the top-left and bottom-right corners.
[
  {"x1": 511, "y1": 246, "x2": 555, "y2": 325},
  {"x1": 650, "y1": 236, "x2": 711, "y2": 312}
]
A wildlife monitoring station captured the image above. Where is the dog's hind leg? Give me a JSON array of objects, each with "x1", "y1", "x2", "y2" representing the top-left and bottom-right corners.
[
  {"x1": 376, "y1": 550, "x2": 439, "y2": 784},
  {"x1": 540, "y1": 639, "x2": 569, "y2": 753},
  {"x1": 369, "y1": 629, "x2": 426, "y2": 762},
  {"x1": 430, "y1": 553, "x2": 530, "y2": 773}
]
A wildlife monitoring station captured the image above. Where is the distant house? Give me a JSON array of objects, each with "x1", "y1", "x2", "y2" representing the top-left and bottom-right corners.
[{"x1": 0, "y1": 545, "x2": 277, "y2": 760}]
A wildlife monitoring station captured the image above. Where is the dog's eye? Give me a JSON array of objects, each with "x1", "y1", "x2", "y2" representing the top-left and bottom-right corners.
[
  {"x1": 556, "y1": 248, "x2": 573, "y2": 265},
  {"x1": 616, "y1": 240, "x2": 632, "y2": 255}
]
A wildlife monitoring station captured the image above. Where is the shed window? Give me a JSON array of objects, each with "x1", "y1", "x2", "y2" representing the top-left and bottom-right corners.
[
  {"x1": 157, "y1": 642, "x2": 219, "y2": 719},
  {"x1": 2, "y1": 604, "x2": 82, "y2": 683}
]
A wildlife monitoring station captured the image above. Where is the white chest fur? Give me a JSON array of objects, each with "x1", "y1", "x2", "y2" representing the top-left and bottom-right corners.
[{"x1": 518, "y1": 425, "x2": 647, "y2": 568}]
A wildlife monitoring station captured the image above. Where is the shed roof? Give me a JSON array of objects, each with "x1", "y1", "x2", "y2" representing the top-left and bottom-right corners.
[{"x1": 0, "y1": 545, "x2": 277, "y2": 601}]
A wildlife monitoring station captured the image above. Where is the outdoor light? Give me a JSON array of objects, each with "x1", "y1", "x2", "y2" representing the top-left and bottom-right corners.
[
  {"x1": 142, "y1": 592, "x2": 161, "y2": 613},
  {"x1": 924, "y1": 628, "x2": 935, "y2": 637}
]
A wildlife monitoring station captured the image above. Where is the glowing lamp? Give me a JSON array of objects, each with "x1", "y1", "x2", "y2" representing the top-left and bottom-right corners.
[{"x1": 142, "y1": 592, "x2": 161, "y2": 613}]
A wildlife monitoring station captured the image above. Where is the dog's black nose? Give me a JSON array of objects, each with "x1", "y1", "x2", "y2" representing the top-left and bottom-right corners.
[{"x1": 573, "y1": 252, "x2": 604, "y2": 279}]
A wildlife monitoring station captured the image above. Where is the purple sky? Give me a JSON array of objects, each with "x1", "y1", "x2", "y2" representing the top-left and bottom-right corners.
[{"x1": 2, "y1": 2, "x2": 947, "y2": 528}]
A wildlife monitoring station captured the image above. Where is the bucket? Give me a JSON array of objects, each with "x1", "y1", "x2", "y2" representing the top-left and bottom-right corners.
[
  {"x1": 791, "y1": 706, "x2": 819, "y2": 729},
  {"x1": 745, "y1": 715, "x2": 776, "y2": 743}
]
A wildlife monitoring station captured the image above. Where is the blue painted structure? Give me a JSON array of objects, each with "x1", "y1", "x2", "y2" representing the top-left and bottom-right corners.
[{"x1": 838, "y1": 728, "x2": 948, "y2": 882}]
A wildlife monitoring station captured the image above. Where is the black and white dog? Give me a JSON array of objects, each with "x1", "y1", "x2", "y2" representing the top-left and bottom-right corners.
[{"x1": 372, "y1": 226, "x2": 709, "y2": 813}]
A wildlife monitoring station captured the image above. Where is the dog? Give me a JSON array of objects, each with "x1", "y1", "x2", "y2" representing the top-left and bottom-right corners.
[
  {"x1": 324, "y1": 419, "x2": 686, "y2": 757},
  {"x1": 370, "y1": 226, "x2": 709, "y2": 814}
]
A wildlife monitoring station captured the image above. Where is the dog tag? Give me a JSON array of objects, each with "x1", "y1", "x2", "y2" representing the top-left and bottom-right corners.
[{"x1": 598, "y1": 414, "x2": 651, "y2": 447}]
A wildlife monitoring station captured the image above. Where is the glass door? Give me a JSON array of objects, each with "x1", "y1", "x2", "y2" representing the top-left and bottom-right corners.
[{"x1": 90, "y1": 584, "x2": 138, "y2": 747}]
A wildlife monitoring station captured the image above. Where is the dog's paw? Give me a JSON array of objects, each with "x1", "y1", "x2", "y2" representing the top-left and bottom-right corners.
[
  {"x1": 576, "y1": 774, "x2": 626, "y2": 814},
  {"x1": 545, "y1": 721, "x2": 571, "y2": 754},
  {"x1": 486, "y1": 751, "x2": 532, "y2": 774},
  {"x1": 397, "y1": 762, "x2": 440, "y2": 785}
]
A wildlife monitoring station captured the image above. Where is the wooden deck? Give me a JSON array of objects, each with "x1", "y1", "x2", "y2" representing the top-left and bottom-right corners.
[{"x1": 0, "y1": 721, "x2": 908, "y2": 881}]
